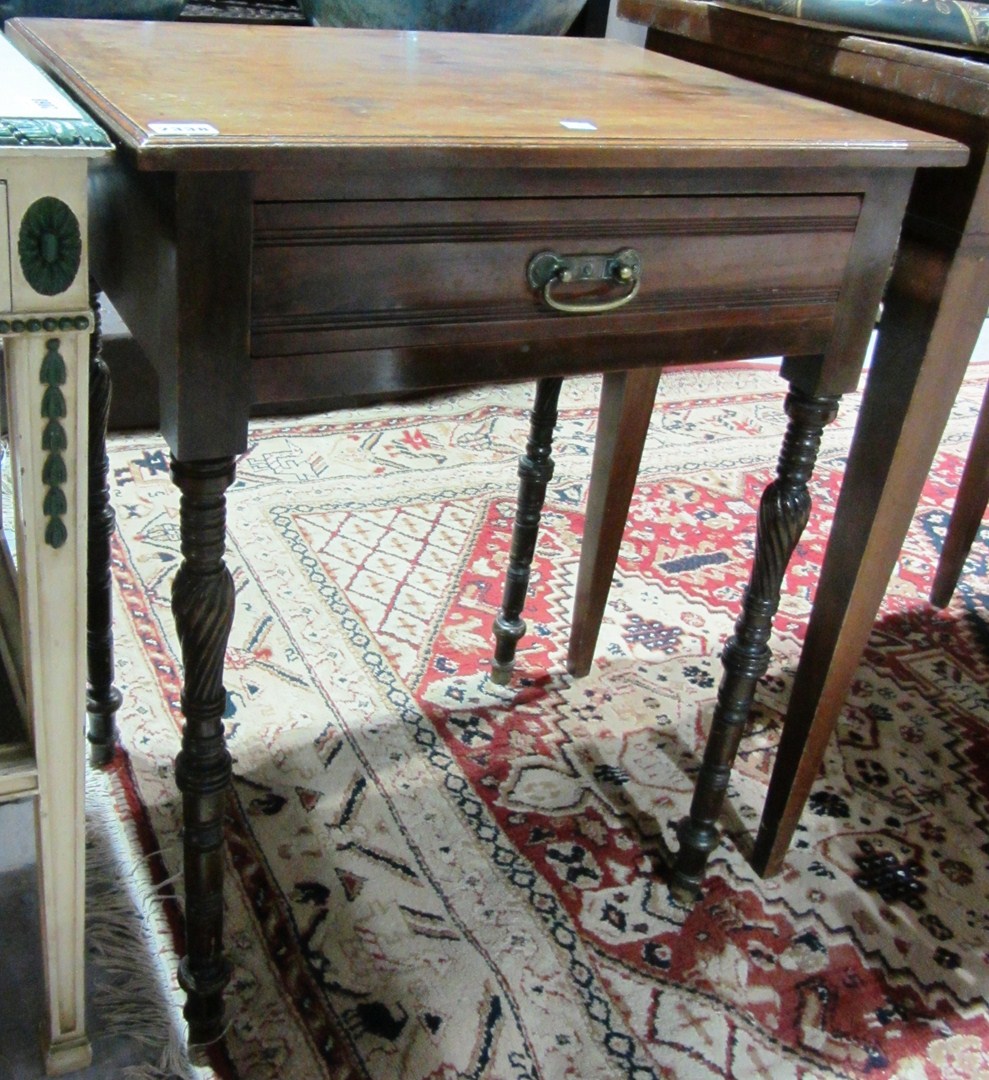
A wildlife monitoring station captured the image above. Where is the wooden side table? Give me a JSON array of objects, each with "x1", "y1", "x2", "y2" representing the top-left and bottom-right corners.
[
  {"x1": 0, "y1": 35, "x2": 110, "y2": 1075},
  {"x1": 8, "y1": 17, "x2": 962, "y2": 1040}
]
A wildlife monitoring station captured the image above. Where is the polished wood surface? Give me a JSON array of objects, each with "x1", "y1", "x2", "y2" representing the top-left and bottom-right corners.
[
  {"x1": 618, "y1": 0, "x2": 989, "y2": 877},
  {"x1": 8, "y1": 19, "x2": 961, "y2": 171},
  {"x1": 5, "y1": 16, "x2": 962, "y2": 1043},
  {"x1": 249, "y1": 192, "x2": 864, "y2": 361}
]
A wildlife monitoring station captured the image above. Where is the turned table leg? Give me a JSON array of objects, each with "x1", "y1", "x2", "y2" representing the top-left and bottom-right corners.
[
  {"x1": 170, "y1": 456, "x2": 236, "y2": 1043},
  {"x1": 491, "y1": 376, "x2": 563, "y2": 684},
  {"x1": 670, "y1": 384, "x2": 839, "y2": 901},
  {"x1": 85, "y1": 289, "x2": 122, "y2": 766}
]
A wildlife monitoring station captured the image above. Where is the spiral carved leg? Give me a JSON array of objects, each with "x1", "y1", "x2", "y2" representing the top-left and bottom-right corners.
[
  {"x1": 669, "y1": 387, "x2": 840, "y2": 902},
  {"x1": 86, "y1": 287, "x2": 123, "y2": 766},
  {"x1": 491, "y1": 377, "x2": 563, "y2": 684},
  {"x1": 171, "y1": 456, "x2": 237, "y2": 1044}
]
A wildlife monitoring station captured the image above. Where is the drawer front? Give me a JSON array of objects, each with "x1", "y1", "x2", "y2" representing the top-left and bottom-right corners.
[
  {"x1": 0, "y1": 182, "x2": 10, "y2": 314},
  {"x1": 250, "y1": 194, "x2": 861, "y2": 359}
]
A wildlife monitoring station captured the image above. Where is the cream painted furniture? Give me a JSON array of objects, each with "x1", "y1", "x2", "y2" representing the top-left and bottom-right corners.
[{"x1": 0, "y1": 34, "x2": 110, "y2": 1076}]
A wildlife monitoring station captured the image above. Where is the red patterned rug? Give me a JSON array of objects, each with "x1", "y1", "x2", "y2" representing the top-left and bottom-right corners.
[{"x1": 95, "y1": 363, "x2": 989, "y2": 1079}]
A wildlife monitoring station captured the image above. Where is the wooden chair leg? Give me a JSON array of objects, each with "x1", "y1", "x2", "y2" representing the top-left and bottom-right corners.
[
  {"x1": 567, "y1": 367, "x2": 660, "y2": 677},
  {"x1": 491, "y1": 376, "x2": 563, "y2": 684},
  {"x1": 930, "y1": 376, "x2": 989, "y2": 607}
]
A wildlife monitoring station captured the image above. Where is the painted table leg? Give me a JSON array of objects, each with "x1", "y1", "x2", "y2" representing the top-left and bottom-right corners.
[
  {"x1": 750, "y1": 238, "x2": 989, "y2": 877},
  {"x1": 85, "y1": 290, "x2": 122, "y2": 766},
  {"x1": 4, "y1": 328, "x2": 92, "y2": 1074},
  {"x1": 170, "y1": 456, "x2": 236, "y2": 1043},
  {"x1": 567, "y1": 367, "x2": 661, "y2": 678},
  {"x1": 670, "y1": 383, "x2": 839, "y2": 900},
  {"x1": 492, "y1": 376, "x2": 563, "y2": 684}
]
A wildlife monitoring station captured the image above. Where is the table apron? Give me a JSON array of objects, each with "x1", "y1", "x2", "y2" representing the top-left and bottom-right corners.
[{"x1": 87, "y1": 163, "x2": 912, "y2": 458}]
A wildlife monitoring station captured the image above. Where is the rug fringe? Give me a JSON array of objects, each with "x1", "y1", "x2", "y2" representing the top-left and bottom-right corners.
[{"x1": 86, "y1": 763, "x2": 207, "y2": 1080}]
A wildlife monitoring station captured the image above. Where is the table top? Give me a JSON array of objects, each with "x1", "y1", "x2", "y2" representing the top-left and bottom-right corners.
[
  {"x1": 6, "y1": 18, "x2": 964, "y2": 173},
  {"x1": 0, "y1": 32, "x2": 109, "y2": 156}
]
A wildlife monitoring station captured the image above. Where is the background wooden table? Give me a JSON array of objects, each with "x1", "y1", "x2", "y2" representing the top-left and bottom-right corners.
[{"x1": 618, "y1": 0, "x2": 989, "y2": 877}]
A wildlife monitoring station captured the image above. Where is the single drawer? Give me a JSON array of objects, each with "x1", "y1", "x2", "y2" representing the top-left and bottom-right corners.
[{"x1": 250, "y1": 193, "x2": 861, "y2": 360}]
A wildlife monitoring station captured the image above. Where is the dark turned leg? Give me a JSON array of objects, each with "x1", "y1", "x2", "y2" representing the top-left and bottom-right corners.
[
  {"x1": 171, "y1": 456, "x2": 236, "y2": 1043},
  {"x1": 669, "y1": 387, "x2": 839, "y2": 902},
  {"x1": 491, "y1": 376, "x2": 563, "y2": 684},
  {"x1": 85, "y1": 286, "x2": 123, "y2": 766}
]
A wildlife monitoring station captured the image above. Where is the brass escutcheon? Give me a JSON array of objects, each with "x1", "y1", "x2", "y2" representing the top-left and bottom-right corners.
[{"x1": 527, "y1": 247, "x2": 641, "y2": 314}]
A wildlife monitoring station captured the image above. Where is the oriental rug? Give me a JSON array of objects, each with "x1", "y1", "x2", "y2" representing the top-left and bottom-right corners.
[{"x1": 92, "y1": 362, "x2": 989, "y2": 1079}]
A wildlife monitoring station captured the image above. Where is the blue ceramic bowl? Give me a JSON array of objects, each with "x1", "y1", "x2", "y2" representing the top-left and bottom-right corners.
[{"x1": 300, "y1": 0, "x2": 587, "y2": 34}]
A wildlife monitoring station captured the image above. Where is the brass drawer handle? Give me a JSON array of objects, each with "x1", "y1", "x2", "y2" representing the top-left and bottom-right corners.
[{"x1": 527, "y1": 248, "x2": 641, "y2": 315}]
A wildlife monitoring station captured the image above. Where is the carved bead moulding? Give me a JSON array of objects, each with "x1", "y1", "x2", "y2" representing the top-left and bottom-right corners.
[{"x1": 0, "y1": 313, "x2": 90, "y2": 335}]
